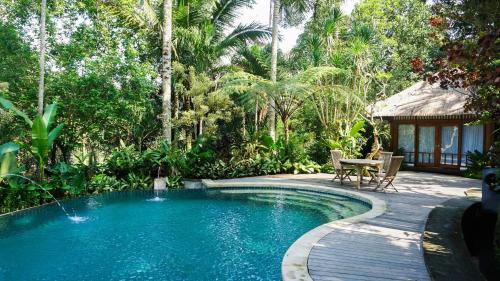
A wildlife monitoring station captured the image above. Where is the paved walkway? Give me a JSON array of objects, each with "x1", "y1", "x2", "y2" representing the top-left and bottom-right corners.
[{"x1": 211, "y1": 171, "x2": 480, "y2": 281}]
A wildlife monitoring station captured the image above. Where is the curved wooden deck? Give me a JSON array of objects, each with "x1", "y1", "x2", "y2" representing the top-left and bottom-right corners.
[{"x1": 210, "y1": 172, "x2": 480, "y2": 281}]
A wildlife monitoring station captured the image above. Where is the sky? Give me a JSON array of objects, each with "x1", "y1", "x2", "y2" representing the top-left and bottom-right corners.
[{"x1": 237, "y1": 0, "x2": 362, "y2": 52}]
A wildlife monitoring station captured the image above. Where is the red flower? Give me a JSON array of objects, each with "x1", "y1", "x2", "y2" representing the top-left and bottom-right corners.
[
  {"x1": 429, "y1": 17, "x2": 442, "y2": 27},
  {"x1": 410, "y1": 57, "x2": 424, "y2": 73}
]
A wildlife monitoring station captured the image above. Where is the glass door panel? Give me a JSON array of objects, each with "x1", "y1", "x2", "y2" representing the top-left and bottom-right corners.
[
  {"x1": 461, "y1": 125, "x2": 484, "y2": 166},
  {"x1": 440, "y1": 126, "x2": 459, "y2": 165},
  {"x1": 398, "y1": 124, "x2": 415, "y2": 164},
  {"x1": 418, "y1": 126, "x2": 435, "y2": 164}
]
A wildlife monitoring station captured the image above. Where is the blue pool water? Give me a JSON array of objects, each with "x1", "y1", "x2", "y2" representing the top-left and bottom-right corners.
[{"x1": 0, "y1": 188, "x2": 370, "y2": 281}]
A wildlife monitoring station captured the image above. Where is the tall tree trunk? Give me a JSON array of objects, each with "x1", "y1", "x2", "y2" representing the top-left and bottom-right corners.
[
  {"x1": 254, "y1": 100, "x2": 259, "y2": 133},
  {"x1": 161, "y1": 0, "x2": 173, "y2": 143},
  {"x1": 172, "y1": 80, "x2": 179, "y2": 142},
  {"x1": 186, "y1": 130, "x2": 192, "y2": 150},
  {"x1": 268, "y1": 0, "x2": 273, "y2": 26},
  {"x1": 199, "y1": 118, "x2": 203, "y2": 136},
  {"x1": 38, "y1": 0, "x2": 47, "y2": 115},
  {"x1": 269, "y1": 0, "x2": 280, "y2": 140},
  {"x1": 282, "y1": 116, "x2": 289, "y2": 145},
  {"x1": 242, "y1": 114, "x2": 246, "y2": 137},
  {"x1": 366, "y1": 113, "x2": 381, "y2": 159}
]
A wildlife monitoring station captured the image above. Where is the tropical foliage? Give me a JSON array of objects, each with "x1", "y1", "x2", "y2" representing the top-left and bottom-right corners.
[{"x1": 0, "y1": 0, "x2": 493, "y2": 213}]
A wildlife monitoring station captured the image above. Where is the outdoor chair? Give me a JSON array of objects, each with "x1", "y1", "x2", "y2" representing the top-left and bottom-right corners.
[
  {"x1": 368, "y1": 151, "x2": 393, "y2": 183},
  {"x1": 373, "y1": 156, "x2": 404, "y2": 192},
  {"x1": 330, "y1": 150, "x2": 355, "y2": 182}
]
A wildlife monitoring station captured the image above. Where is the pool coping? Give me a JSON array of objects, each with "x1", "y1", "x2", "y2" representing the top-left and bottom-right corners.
[{"x1": 201, "y1": 179, "x2": 387, "y2": 281}]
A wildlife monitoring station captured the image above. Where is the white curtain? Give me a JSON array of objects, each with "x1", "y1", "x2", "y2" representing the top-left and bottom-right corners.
[
  {"x1": 462, "y1": 125, "x2": 484, "y2": 165},
  {"x1": 398, "y1": 125, "x2": 415, "y2": 162},
  {"x1": 441, "y1": 126, "x2": 458, "y2": 165},
  {"x1": 418, "y1": 126, "x2": 435, "y2": 164}
]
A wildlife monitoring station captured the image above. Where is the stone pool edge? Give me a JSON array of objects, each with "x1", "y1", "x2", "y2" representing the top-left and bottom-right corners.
[{"x1": 201, "y1": 179, "x2": 387, "y2": 281}]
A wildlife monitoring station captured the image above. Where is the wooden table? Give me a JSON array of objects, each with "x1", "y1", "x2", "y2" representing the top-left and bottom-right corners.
[{"x1": 339, "y1": 159, "x2": 383, "y2": 189}]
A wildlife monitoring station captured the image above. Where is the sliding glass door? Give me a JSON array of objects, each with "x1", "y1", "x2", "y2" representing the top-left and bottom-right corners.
[
  {"x1": 397, "y1": 124, "x2": 415, "y2": 164},
  {"x1": 461, "y1": 125, "x2": 484, "y2": 166},
  {"x1": 440, "y1": 126, "x2": 459, "y2": 166},
  {"x1": 418, "y1": 126, "x2": 435, "y2": 165}
]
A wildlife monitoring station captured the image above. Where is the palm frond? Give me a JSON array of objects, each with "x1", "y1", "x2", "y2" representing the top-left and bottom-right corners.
[
  {"x1": 141, "y1": 0, "x2": 159, "y2": 29},
  {"x1": 350, "y1": 22, "x2": 374, "y2": 43},
  {"x1": 174, "y1": 1, "x2": 206, "y2": 28},
  {"x1": 296, "y1": 66, "x2": 349, "y2": 84},
  {"x1": 101, "y1": 1, "x2": 148, "y2": 31},
  {"x1": 281, "y1": 0, "x2": 313, "y2": 27},
  {"x1": 218, "y1": 71, "x2": 270, "y2": 111},
  {"x1": 100, "y1": 0, "x2": 165, "y2": 35},
  {"x1": 212, "y1": 0, "x2": 254, "y2": 31},
  {"x1": 324, "y1": 6, "x2": 343, "y2": 34},
  {"x1": 218, "y1": 22, "x2": 271, "y2": 51},
  {"x1": 233, "y1": 45, "x2": 270, "y2": 78}
]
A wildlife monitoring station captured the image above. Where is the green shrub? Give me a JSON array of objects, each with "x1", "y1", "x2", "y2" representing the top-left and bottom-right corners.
[
  {"x1": 289, "y1": 159, "x2": 321, "y2": 174},
  {"x1": 193, "y1": 160, "x2": 229, "y2": 179},
  {"x1": 256, "y1": 155, "x2": 283, "y2": 175},
  {"x1": 464, "y1": 151, "x2": 490, "y2": 179},
  {"x1": 47, "y1": 162, "x2": 87, "y2": 197},
  {"x1": 142, "y1": 140, "x2": 186, "y2": 178},
  {"x1": 307, "y1": 139, "x2": 331, "y2": 165},
  {"x1": 325, "y1": 120, "x2": 367, "y2": 159},
  {"x1": 88, "y1": 174, "x2": 121, "y2": 193},
  {"x1": 230, "y1": 158, "x2": 258, "y2": 178},
  {"x1": 105, "y1": 142, "x2": 143, "y2": 178},
  {"x1": 122, "y1": 173, "x2": 152, "y2": 190},
  {"x1": 0, "y1": 178, "x2": 51, "y2": 213},
  {"x1": 165, "y1": 175, "x2": 183, "y2": 189},
  {"x1": 320, "y1": 163, "x2": 335, "y2": 173}
]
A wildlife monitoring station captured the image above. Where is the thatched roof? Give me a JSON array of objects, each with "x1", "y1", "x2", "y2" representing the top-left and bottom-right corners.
[{"x1": 371, "y1": 81, "x2": 475, "y2": 120}]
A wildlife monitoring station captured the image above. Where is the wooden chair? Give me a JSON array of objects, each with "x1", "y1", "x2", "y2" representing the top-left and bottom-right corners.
[
  {"x1": 330, "y1": 150, "x2": 355, "y2": 182},
  {"x1": 368, "y1": 151, "x2": 393, "y2": 183},
  {"x1": 381, "y1": 152, "x2": 393, "y2": 172},
  {"x1": 374, "y1": 156, "x2": 404, "y2": 192}
]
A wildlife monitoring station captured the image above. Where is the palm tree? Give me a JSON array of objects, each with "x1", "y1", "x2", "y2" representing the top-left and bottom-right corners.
[
  {"x1": 38, "y1": 0, "x2": 47, "y2": 115},
  {"x1": 113, "y1": 0, "x2": 270, "y2": 73},
  {"x1": 104, "y1": 0, "x2": 271, "y2": 143},
  {"x1": 323, "y1": 6, "x2": 344, "y2": 51},
  {"x1": 161, "y1": 0, "x2": 173, "y2": 143},
  {"x1": 232, "y1": 45, "x2": 271, "y2": 131},
  {"x1": 225, "y1": 71, "x2": 307, "y2": 144},
  {"x1": 223, "y1": 66, "x2": 341, "y2": 144},
  {"x1": 233, "y1": 45, "x2": 270, "y2": 79},
  {"x1": 268, "y1": 0, "x2": 312, "y2": 139},
  {"x1": 348, "y1": 22, "x2": 375, "y2": 102}
]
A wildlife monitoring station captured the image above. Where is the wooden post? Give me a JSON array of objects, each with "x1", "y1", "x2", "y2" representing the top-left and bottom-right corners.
[
  {"x1": 435, "y1": 125, "x2": 441, "y2": 168},
  {"x1": 458, "y1": 121, "x2": 463, "y2": 169},
  {"x1": 415, "y1": 123, "x2": 420, "y2": 166}
]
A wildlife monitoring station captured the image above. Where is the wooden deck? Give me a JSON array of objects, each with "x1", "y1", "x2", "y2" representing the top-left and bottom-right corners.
[{"x1": 211, "y1": 171, "x2": 480, "y2": 281}]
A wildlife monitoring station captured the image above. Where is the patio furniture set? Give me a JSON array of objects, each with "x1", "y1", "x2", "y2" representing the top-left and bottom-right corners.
[{"x1": 330, "y1": 150, "x2": 404, "y2": 192}]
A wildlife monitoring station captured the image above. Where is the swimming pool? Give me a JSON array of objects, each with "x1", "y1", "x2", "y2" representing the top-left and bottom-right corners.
[{"x1": 0, "y1": 188, "x2": 370, "y2": 281}]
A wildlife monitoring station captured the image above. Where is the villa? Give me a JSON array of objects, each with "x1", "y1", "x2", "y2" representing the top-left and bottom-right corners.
[{"x1": 372, "y1": 81, "x2": 495, "y2": 173}]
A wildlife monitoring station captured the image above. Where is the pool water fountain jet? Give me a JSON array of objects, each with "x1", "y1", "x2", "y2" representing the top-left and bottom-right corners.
[
  {"x1": 148, "y1": 177, "x2": 167, "y2": 202},
  {"x1": 147, "y1": 190, "x2": 166, "y2": 202},
  {"x1": 3, "y1": 174, "x2": 88, "y2": 223}
]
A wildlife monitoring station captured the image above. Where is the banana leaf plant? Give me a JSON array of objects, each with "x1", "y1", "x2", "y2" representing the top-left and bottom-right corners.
[
  {"x1": 0, "y1": 142, "x2": 19, "y2": 183},
  {"x1": 0, "y1": 97, "x2": 63, "y2": 181},
  {"x1": 325, "y1": 120, "x2": 366, "y2": 158}
]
